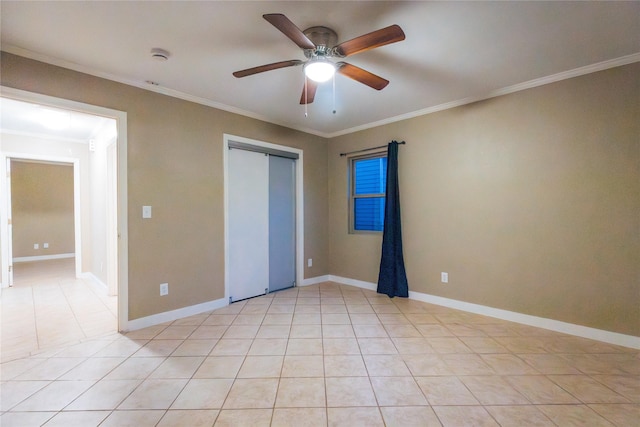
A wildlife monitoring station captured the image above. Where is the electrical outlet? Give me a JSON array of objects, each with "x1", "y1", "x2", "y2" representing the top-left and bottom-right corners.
[
  {"x1": 43, "y1": 243, "x2": 49, "y2": 249},
  {"x1": 160, "y1": 283, "x2": 169, "y2": 296},
  {"x1": 142, "y1": 205, "x2": 152, "y2": 219},
  {"x1": 307, "y1": 258, "x2": 313, "y2": 267},
  {"x1": 34, "y1": 243, "x2": 39, "y2": 250},
  {"x1": 441, "y1": 272, "x2": 449, "y2": 283}
]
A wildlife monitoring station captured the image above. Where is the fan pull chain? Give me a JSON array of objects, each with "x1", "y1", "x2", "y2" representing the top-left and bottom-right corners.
[
  {"x1": 332, "y1": 73, "x2": 336, "y2": 114},
  {"x1": 304, "y1": 77, "x2": 308, "y2": 118}
]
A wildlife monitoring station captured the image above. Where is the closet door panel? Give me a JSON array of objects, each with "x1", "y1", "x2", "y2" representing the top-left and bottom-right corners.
[
  {"x1": 228, "y1": 148, "x2": 269, "y2": 302},
  {"x1": 269, "y1": 155, "x2": 296, "y2": 292}
]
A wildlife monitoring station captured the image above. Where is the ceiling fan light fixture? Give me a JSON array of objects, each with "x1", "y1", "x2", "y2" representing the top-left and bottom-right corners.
[{"x1": 304, "y1": 58, "x2": 335, "y2": 83}]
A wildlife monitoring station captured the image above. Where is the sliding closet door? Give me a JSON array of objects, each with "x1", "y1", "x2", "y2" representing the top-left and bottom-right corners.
[
  {"x1": 228, "y1": 148, "x2": 269, "y2": 302},
  {"x1": 269, "y1": 155, "x2": 296, "y2": 292}
]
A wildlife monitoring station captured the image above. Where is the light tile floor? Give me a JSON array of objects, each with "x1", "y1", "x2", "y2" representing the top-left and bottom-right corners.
[
  {"x1": 1, "y1": 259, "x2": 117, "y2": 362},
  {"x1": 1, "y1": 282, "x2": 638, "y2": 426}
]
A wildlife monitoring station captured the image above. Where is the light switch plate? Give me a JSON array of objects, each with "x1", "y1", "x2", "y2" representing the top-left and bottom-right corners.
[{"x1": 142, "y1": 206, "x2": 152, "y2": 219}]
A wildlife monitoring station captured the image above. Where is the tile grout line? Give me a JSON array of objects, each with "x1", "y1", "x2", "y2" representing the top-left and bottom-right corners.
[{"x1": 2, "y1": 281, "x2": 637, "y2": 426}]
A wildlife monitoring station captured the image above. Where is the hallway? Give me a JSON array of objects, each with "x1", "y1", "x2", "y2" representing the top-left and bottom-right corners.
[{"x1": 1, "y1": 258, "x2": 117, "y2": 362}]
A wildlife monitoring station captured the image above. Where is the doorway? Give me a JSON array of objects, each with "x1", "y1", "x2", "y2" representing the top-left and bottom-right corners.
[
  {"x1": 9, "y1": 159, "x2": 76, "y2": 273},
  {"x1": 5, "y1": 157, "x2": 80, "y2": 283},
  {"x1": 223, "y1": 134, "x2": 304, "y2": 303},
  {"x1": 0, "y1": 87, "x2": 129, "y2": 334}
]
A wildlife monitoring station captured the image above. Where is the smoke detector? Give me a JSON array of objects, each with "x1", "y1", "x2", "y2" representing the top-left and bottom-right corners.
[{"x1": 150, "y1": 48, "x2": 170, "y2": 61}]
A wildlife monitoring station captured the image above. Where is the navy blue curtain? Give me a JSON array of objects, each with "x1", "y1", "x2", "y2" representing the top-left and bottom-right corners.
[{"x1": 377, "y1": 141, "x2": 408, "y2": 298}]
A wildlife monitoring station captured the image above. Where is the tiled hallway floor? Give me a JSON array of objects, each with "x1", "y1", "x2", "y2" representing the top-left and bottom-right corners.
[
  {"x1": 1, "y1": 282, "x2": 638, "y2": 426},
  {"x1": 1, "y1": 259, "x2": 117, "y2": 362}
]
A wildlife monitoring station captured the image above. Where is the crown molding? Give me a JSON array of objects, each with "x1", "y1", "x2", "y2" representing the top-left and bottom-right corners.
[
  {"x1": 326, "y1": 52, "x2": 640, "y2": 137},
  {"x1": 4, "y1": 46, "x2": 638, "y2": 139}
]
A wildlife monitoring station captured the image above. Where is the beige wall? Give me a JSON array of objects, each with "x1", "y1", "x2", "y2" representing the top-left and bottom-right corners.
[
  {"x1": 328, "y1": 63, "x2": 640, "y2": 336},
  {"x1": 10, "y1": 160, "x2": 75, "y2": 258},
  {"x1": 1, "y1": 52, "x2": 329, "y2": 320},
  {"x1": 3, "y1": 51, "x2": 637, "y2": 337}
]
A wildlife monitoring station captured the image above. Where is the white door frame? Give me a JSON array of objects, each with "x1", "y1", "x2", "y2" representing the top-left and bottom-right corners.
[
  {"x1": 5, "y1": 158, "x2": 13, "y2": 285},
  {"x1": 223, "y1": 134, "x2": 304, "y2": 303},
  {"x1": 0, "y1": 86, "x2": 129, "y2": 332},
  {"x1": 106, "y1": 140, "x2": 118, "y2": 296}
]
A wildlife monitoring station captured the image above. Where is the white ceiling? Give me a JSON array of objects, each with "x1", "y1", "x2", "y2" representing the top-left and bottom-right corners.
[
  {"x1": 1, "y1": 1, "x2": 639, "y2": 138},
  {"x1": 0, "y1": 97, "x2": 115, "y2": 143}
]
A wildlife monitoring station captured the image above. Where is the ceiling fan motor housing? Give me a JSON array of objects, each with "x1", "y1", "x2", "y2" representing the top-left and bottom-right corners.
[{"x1": 303, "y1": 26, "x2": 339, "y2": 58}]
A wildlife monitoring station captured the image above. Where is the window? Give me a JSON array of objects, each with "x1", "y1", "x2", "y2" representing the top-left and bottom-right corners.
[{"x1": 349, "y1": 154, "x2": 387, "y2": 232}]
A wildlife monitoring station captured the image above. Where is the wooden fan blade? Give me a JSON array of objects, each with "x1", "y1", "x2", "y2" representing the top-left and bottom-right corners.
[
  {"x1": 300, "y1": 78, "x2": 318, "y2": 104},
  {"x1": 263, "y1": 13, "x2": 316, "y2": 50},
  {"x1": 233, "y1": 60, "x2": 303, "y2": 78},
  {"x1": 336, "y1": 62, "x2": 389, "y2": 90},
  {"x1": 334, "y1": 24, "x2": 405, "y2": 57}
]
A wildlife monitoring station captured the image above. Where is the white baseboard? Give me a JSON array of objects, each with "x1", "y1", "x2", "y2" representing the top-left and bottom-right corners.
[
  {"x1": 117, "y1": 274, "x2": 639, "y2": 349},
  {"x1": 408, "y1": 291, "x2": 640, "y2": 350},
  {"x1": 125, "y1": 274, "x2": 338, "y2": 332},
  {"x1": 328, "y1": 275, "x2": 377, "y2": 291},
  {"x1": 301, "y1": 275, "x2": 331, "y2": 286},
  {"x1": 13, "y1": 253, "x2": 75, "y2": 262},
  {"x1": 302, "y1": 275, "x2": 377, "y2": 291},
  {"x1": 125, "y1": 297, "x2": 228, "y2": 332},
  {"x1": 79, "y1": 272, "x2": 108, "y2": 293},
  {"x1": 328, "y1": 275, "x2": 640, "y2": 350}
]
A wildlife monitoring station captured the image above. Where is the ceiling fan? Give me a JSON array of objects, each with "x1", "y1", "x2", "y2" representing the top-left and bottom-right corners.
[{"x1": 233, "y1": 13, "x2": 406, "y2": 104}]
